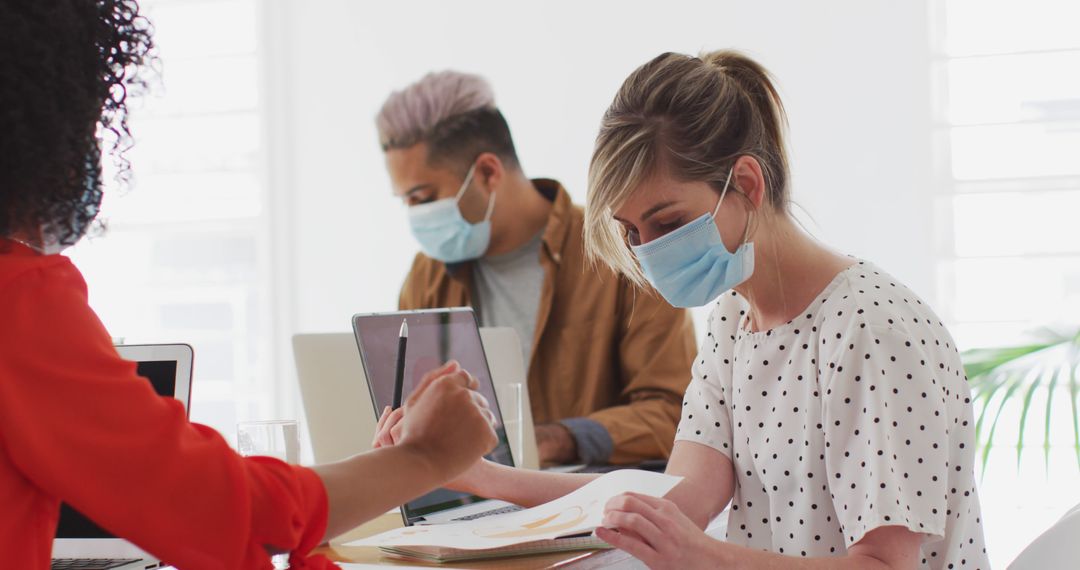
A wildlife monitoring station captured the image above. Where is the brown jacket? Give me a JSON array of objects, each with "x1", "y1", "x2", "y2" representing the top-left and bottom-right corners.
[{"x1": 399, "y1": 179, "x2": 696, "y2": 464}]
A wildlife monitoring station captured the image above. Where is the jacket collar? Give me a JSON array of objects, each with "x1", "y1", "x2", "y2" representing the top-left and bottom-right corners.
[
  {"x1": 534, "y1": 178, "x2": 571, "y2": 267},
  {"x1": 445, "y1": 178, "x2": 572, "y2": 277}
]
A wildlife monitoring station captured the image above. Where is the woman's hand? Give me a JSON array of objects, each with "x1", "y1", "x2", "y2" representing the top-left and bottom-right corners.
[
  {"x1": 372, "y1": 405, "x2": 403, "y2": 449},
  {"x1": 372, "y1": 361, "x2": 479, "y2": 449},
  {"x1": 392, "y1": 360, "x2": 498, "y2": 481},
  {"x1": 313, "y1": 360, "x2": 497, "y2": 541},
  {"x1": 596, "y1": 492, "x2": 723, "y2": 570},
  {"x1": 371, "y1": 361, "x2": 497, "y2": 492}
]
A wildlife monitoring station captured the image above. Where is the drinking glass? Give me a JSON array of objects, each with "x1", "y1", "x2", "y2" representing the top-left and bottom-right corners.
[
  {"x1": 498, "y1": 382, "x2": 526, "y2": 468},
  {"x1": 237, "y1": 420, "x2": 300, "y2": 568}
]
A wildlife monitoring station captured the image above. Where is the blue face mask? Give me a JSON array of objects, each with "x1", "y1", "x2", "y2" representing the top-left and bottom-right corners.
[
  {"x1": 630, "y1": 170, "x2": 755, "y2": 308},
  {"x1": 407, "y1": 164, "x2": 497, "y2": 263}
]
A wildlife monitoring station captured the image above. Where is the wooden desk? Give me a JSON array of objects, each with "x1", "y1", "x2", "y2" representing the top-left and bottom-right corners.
[{"x1": 312, "y1": 513, "x2": 614, "y2": 569}]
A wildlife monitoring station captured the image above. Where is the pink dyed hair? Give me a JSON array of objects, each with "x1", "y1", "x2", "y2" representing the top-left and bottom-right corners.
[{"x1": 376, "y1": 70, "x2": 496, "y2": 150}]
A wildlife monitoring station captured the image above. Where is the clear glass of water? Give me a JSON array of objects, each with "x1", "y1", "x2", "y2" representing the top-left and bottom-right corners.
[
  {"x1": 498, "y1": 382, "x2": 525, "y2": 469},
  {"x1": 237, "y1": 420, "x2": 300, "y2": 463},
  {"x1": 237, "y1": 420, "x2": 300, "y2": 568}
]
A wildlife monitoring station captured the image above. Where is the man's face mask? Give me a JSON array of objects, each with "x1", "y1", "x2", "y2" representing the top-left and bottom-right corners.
[{"x1": 406, "y1": 163, "x2": 496, "y2": 263}]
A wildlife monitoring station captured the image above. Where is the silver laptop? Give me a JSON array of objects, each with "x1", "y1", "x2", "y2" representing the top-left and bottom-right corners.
[
  {"x1": 292, "y1": 328, "x2": 539, "y2": 470},
  {"x1": 351, "y1": 308, "x2": 525, "y2": 526},
  {"x1": 51, "y1": 343, "x2": 194, "y2": 570},
  {"x1": 292, "y1": 332, "x2": 378, "y2": 465}
]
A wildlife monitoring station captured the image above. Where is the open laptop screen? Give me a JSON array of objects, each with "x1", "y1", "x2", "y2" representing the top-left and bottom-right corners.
[
  {"x1": 54, "y1": 359, "x2": 180, "y2": 539},
  {"x1": 352, "y1": 308, "x2": 515, "y2": 522}
]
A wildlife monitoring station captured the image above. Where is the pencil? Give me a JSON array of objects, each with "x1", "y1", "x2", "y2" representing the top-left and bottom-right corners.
[{"x1": 392, "y1": 318, "x2": 408, "y2": 410}]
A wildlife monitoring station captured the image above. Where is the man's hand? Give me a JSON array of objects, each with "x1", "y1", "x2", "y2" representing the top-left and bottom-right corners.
[{"x1": 535, "y1": 423, "x2": 578, "y2": 465}]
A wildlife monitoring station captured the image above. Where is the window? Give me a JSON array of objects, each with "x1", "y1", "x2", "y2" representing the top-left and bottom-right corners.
[
  {"x1": 935, "y1": 0, "x2": 1080, "y2": 349},
  {"x1": 68, "y1": 0, "x2": 274, "y2": 445},
  {"x1": 934, "y1": 0, "x2": 1080, "y2": 565}
]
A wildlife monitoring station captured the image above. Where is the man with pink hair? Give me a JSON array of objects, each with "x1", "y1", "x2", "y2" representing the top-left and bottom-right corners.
[{"x1": 375, "y1": 70, "x2": 696, "y2": 466}]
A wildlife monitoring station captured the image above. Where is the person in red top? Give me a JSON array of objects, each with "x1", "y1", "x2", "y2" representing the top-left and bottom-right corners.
[{"x1": 0, "y1": 2, "x2": 498, "y2": 568}]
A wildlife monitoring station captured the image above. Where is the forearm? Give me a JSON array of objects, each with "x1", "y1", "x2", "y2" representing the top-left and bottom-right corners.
[
  {"x1": 460, "y1": 461, "x2": 599, "y2": 508},
  {"x1": 714, "y1": 542, "x2": 898, "y2": 570},
  {"x1": 664, "y1": 441, "x2": 735, "y2": 529},
  {"x1": 664, "y1": 475, "x2": 729, "y2": 530},
  {"x1": 312, "y1": 444, "x2": 450, "y2": 541},
  {"x1": 713, "y1": 523, "x2": 920, "y2": 570}
]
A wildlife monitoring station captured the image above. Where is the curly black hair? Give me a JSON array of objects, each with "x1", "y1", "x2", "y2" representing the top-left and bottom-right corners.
[{"x1": 0, "y1": 0, "x2": 154, "y2": 249}]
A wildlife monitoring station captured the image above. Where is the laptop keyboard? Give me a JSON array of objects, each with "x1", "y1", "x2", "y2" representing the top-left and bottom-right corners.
[
  {"x1": 450, "y1": 504, "x2": 524, "y2": 522},
  {"x1": 51, "y1": 559, "x2": 142, "y2": 570}
]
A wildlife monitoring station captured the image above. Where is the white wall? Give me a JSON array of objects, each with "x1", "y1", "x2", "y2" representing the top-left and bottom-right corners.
[{"x1": 275, "y1": 0, "x2": 936, "y2": 336}]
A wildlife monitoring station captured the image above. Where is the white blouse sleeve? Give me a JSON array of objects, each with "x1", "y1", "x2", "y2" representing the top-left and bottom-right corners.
[
  {"x1": 674, "y1": 310, "x2": 734, "y2": 459},
  {"x1": 819, "y1": 320, "x2": 950, "y2": 547}
]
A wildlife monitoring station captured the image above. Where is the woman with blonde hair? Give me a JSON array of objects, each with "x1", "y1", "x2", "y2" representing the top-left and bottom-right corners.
[{"x1": 375, "y1": 50, "x2": 989, "y2": 570}]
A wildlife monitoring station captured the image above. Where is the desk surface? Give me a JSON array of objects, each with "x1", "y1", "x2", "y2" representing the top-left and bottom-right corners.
[{"x1": 313, "y1": 513, "x2": 622, "y2": 569}]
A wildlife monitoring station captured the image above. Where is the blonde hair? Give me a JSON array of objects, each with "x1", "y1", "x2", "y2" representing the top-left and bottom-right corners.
[{"x1": 584, "y1": 50, "x2": 791, "y2": 286}]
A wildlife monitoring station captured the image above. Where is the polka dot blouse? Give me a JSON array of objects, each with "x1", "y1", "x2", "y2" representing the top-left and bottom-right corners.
[{"x1": 676, "y1": 261, "x2": 989, "y2": 569}]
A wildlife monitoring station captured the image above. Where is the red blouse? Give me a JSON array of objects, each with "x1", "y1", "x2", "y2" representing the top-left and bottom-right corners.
[{"x1": 0, "y1": 241, "x2": 335, "y2": 569}]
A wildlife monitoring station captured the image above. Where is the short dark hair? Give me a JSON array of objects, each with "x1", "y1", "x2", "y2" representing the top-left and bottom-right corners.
[{"x1": 419, "y1": 107, "x2": 520, "y2": 173}]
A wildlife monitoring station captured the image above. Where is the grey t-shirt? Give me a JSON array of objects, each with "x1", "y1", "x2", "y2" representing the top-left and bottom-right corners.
[
  {"x1": 473, "y1": 231, "x2": 544, "y2": 365},
  {"x1": 473, "y1": 230, "x2": 615, "y2": 464}
]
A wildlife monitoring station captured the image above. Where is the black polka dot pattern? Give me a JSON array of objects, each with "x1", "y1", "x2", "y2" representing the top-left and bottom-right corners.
[{"x1": 675, "y1": 261, "x2": 989, "y2": 569}]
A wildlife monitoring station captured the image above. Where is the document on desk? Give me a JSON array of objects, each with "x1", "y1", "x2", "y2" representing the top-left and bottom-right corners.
[
  {"x1": 338, "y1": 566, "x2": 433, "y2": 569},
  {"x1": 347, "y1": 470, "x2": 682, "y2": 562}
]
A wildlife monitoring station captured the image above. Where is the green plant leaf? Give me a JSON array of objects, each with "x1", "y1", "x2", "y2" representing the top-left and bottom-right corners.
[
  {"x1": 1015, "y1": 367, "x2": 1044, "y2": 472},
  {"x1": 973, "y1": 372, "x2": 1009, "y2": 445},
  {"x1": 1069, "y1": 360, "x2": 1080, "y2": 470},
  {"x1": 964, "y1": 343, "x2": 1057, "y2": 380},
  {"x1": 980, "y1": 373, "x2": 1025, "y2": 480},
  {"x1": 1043, "y1": 365, "x2": 1061, "y2": 474}
]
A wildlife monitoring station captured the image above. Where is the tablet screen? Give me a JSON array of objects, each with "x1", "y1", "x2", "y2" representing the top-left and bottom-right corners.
[{"x1": 352, "y1": 308, "x2": 515, "y2": 521}]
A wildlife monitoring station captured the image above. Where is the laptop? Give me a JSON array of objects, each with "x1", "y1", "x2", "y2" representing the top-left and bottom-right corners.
[
  {"x1": 292, "y1": 328, "x2": 539, "y2": 469},
  {"x1": 51, "y1": 343, "x2": 194, "y2": 570},
  {"x1": 351, "y1": 308, "x2": 525, "y2": 526},
  {"x1": 292, "y1": 332, "x2": 378, "y2": 464}
]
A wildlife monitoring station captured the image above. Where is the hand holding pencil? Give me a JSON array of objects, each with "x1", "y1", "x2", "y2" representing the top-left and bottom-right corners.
[{"x1": 373, "y1": 360, "x2": 498, "y2": 479}]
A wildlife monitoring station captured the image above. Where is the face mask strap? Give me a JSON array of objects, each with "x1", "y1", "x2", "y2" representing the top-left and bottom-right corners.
[
  {"x1": 740, "y1": 209, "x2": 754, "y2": 245},
  {"x1": 483, "y1": 188, "x2": 497, "y2": 222},
  {"x1": 454, "y1": 162, "x2": 496, "y2": 222},
  {"x1": 6, "y1": 235, "x2": 45, "y2": 254},
  {"x1": 713, "y1": 167, "x2": 754, "y2": 246},
  {"x1": 711, "y1": 168, "x2": 736, "y2": 218},
  {"x1": 455, "y1": 164, "x2": 478, "y2": 201}
]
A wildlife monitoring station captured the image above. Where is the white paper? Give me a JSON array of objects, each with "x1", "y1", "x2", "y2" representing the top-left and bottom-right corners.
[
  {"x1": 337, "y1": 565, "x2": 432, "y2": 569},
  {"x1": 347, "y1": 470, "x2": 682, "y2": 551}
]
